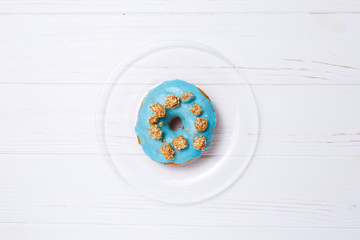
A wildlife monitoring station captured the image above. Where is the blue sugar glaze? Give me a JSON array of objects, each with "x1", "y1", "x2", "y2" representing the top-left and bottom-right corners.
[{"x1": 135, "y1": 79, "x2": 217, "y2": 164}]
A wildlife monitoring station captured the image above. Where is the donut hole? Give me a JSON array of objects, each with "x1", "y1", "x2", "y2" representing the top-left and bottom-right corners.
[{"x1": 169, "y1": 116, "x2": 184, "y2": 131}]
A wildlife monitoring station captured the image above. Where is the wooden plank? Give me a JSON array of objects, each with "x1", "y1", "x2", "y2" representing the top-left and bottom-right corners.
[
  {"x1": 0, "y1": 14, "x2": 359, "y2": 85},
  {"x1": 0, "y1": 154, "x2": 359, "y2": 227},
  {"x1": 0, "y1": 84, "x2": 359, "y2": 156},
  {"x1": 1, "y1": 0, "x2": 360, "y2": 14},
  {"x1": 0, "y1": 224, "x2": 359, "y2": 240}
]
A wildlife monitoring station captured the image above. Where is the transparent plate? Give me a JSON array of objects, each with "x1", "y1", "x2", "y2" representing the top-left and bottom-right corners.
[{"x1": 96, "y1": 40, "x2": 259, "y2": 204}]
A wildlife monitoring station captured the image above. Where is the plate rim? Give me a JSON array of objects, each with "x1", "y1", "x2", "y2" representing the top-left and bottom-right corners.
[{"x1": 95, "y1": 40, "x2": 260, "y2": 205}]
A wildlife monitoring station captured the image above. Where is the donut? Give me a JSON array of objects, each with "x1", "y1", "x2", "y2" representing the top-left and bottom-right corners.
[{"x1": 135, "y1": 79, "x2": 217, "y2": 165}]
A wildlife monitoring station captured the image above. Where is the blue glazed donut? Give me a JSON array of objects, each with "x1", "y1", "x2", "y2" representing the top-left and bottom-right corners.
[{"x1": 135, "y1": 79, "x2": 217, "y2": 165}]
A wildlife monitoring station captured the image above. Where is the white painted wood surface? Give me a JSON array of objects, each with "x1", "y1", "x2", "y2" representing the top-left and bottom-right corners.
[{"x1": 1, "y1": 0, "x2": 360, "y2": 239}]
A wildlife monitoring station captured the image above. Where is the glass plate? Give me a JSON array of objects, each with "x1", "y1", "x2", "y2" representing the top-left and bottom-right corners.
[{"x1": 96, "y1": 40, "x2": 259, "y2": 204}]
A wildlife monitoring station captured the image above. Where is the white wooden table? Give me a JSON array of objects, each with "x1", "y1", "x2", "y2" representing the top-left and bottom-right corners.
[{"x1": 1, "y1": 1, "x2": 360, "y2": 239}]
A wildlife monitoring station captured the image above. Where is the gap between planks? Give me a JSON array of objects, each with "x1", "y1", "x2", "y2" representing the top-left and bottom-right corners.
[
  {"x1": 2, "y1": 12, "x2": 360, "y2": 15},
  {"x1": 0, "y1": 222, "x2": 360, "y2": 229}
]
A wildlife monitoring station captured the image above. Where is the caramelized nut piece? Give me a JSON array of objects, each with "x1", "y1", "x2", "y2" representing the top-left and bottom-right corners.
[
  {"x1": 190, "y1": 104, "x2": 202, "y2": 116},
  {"x1": 148, "y1": 116, "x2": 159, "y2": 124},
  {"x1": 149, "y1": 124, "x2": 163, "y2": 140},
  {"x1": 150, "y1": 104, "x2": 166, "y2": 118},
  {"x1": 164, "y1": 94, "x2": 180, "y2": 109},
  {"x1": 172, "y1": 136, "x2": 188, "y2": 150},
  {"x1": 160, "y1": 144, "x2": 175, "y2": 160},
  {"x1": 194, "y1": 117, "x2": 208, "y2": 132},
  {"x1": 181, "y1": 92, "x2": 194, "y2": 102},
  {"x1": 193, "y1": 136, "x2": 206, "y2": 150}
]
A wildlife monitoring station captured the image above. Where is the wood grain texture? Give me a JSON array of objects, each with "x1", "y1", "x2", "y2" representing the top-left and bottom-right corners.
[
  {"x1": 1, "y1": 0, "x2": 360, "y2": 13},
  {"x1": 1, "y1": 0, "x2": 360, "y2": 239},
  {"x1": 1, "y1": 224, "x2": 360, "y2": 240},
  {"x1": 0, "y1": 14, "x2": 359, "y2": 85},
  {"x1": 0, "y1": 154, "x2": 359, "y2": 227}
]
